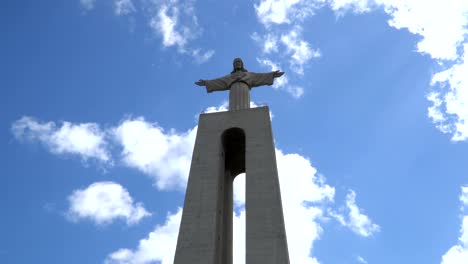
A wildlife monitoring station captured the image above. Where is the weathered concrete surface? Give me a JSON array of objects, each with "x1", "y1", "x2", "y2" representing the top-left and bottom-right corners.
[{"x1": 174, "y1": 106, "x2": 289, "y2": 264}]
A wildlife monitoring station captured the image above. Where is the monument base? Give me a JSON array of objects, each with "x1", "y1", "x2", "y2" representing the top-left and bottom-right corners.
[{"x1": 174, "y1": 106, "x2": 289, "y2": 264}]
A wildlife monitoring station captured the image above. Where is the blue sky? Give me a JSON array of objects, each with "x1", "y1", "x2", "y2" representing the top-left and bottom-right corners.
[{"x1": 2, "y1": 0, "x2": 468, "y2": 263}]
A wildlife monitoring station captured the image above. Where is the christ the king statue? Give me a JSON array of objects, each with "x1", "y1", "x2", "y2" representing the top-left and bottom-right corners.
[{"x1": 195, "y1": 58, "x2": 284, "y2": 111}]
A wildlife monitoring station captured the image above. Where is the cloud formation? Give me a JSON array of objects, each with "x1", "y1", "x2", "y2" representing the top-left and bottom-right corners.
[
  {"x1": 357, "y1": 255, "x2": 368, "y2": 264},
  {"x1": 440, "y1": 186, "x2": 468, "y2": 264},
  {"x1": 114, "y1": 0, "x2": 136, "y2": 16},
  {"x1": 253, "y1": 1, "x2": 321, "y2": 98},
  {"x1": 255, "y1": 0, "x2": 319, "y2": 26},
  {"x1": 11, "y1": 116, "x2": 110, "y2": 163},
  {"x1": 147, "y1": 0, "x2": 214, "y2": 62},
  {"x1": 67, "y1": 181, "x2": 151, "y2": 225},
  {"x1": 328, "y1": 0, "x2": 468, "y2": 141},
  {"x1": 429, "y1": 44, "x2": 468, "y2": 141},
  {"x1": 11, "y1": 115, "x2": 198, "y2": 189},
  {"x1": 12, "y1": 112, "x2": 378, "y2": 263},
  {"x1": 105, "y1": 209, "x2": 182, "y2": 264},
  {"x1": 257, "y1": 58, "x2": 304, "y2": 98},
  {"x1": 113, "y1": 117, "x2": 197, "y2": 190},
  {"x1": 253, "y1": 0, "x2": 468, "y2": 141},
  {"x1": 80, "y1": 0, "x2": 214, "y2": 63},
  {"x1": 80, "y1": 0, "x2": 95, "y2": 10},
  {"x1": 105, "y1": 147, "x2": 335, "y2": 264},
  {"x1": 330, "y1": 190, "x2": 380, "y2": 237}
]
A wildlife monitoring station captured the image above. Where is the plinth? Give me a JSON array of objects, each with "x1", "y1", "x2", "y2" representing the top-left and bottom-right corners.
[{"x1": 174, "y1": 106, "x2": 289, "y2": 264}]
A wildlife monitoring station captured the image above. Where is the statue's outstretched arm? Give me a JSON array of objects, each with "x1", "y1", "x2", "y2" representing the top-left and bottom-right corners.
[
  {"x1": 273, "y1": 70, "x2": 284, "y2": 78},
  {"x1": 195, "y1": 79, "x2": 206, "y2": 86},
  {"x1": 195, "y1": 76, "x2": 230, "y2": 92}
]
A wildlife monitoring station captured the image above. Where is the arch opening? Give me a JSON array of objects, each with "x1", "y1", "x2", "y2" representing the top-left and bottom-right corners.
[
  {"x1": 219, "y1": 127, "x2": 246, "y2": 264},
  {"x1": 222, "y1": 127, "x2": 246, "y2": 178}
]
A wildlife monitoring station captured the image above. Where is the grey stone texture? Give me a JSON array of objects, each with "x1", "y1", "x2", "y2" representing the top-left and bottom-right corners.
[{"x1": 174, "y1": 107, "x2": 290, "y2": 264}]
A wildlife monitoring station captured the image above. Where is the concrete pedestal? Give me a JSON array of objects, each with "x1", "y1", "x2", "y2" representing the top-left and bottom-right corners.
[{"x1": 174, "y1": 106, "x2": 289, "y2": 264}]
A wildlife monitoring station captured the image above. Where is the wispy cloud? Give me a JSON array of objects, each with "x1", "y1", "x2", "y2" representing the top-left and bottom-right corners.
[
  {"x1": 280, "y1": 28, "x2": 321, "y2": 75},
  {"x1": 150, "y1": 3, "x2": 188, "y2": 48},
  {"x1": 429, "y1": 44, "x2": 468, "y2": 141},
  {"x1": 147, "y1": 0, "x2": 214, "y2": 62},
  {"x1": 257, "y1": 58, "x2": 304, "y2": 98},
  {"x1": 114, "y1": 0, "x2": 136, "y2": 16},
  {"x1": 325, "y1": 0, "x2": 468, "y2": 142},
  {"x1": 80, "y1": 0, "x2": 214, "y2": 63},
  {"x1": 330, "y1": 190, "x2": 380, "y2": 237},
  {"x1": 67, "y1": 181, "x2": 150, "y2": 225},
  {"x1": 357, "y1": 255, "x2": 368, "y2": 264},
  {"x1": 12, "y1": 116, "x2": 111, "y2": 163},
  {"x1": 255, "y1": 0, "x2": 320, "y2": 26},
  {"x1": 80, "y1": 0, "x2": 96, "y2": 10},
  {"x1": 254, "y1": 0, "x2": 468, "y2": 141},
  {"x1": 253, "y1": 1, "x2": 321, "y2": 97},
  {"x1": 366, "y1": 0, "x2": 468, "y2": 142},
  {"x1": 440, "y1": 186, "x2": 468, "y2": 264}
]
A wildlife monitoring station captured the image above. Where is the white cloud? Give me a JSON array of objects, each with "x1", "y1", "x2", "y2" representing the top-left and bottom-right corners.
[
  {"x1": 254, "y1": 0, "x2": 468, "y2": 140},
  {"x1": 257, "y1": 58, "x2": 288, "y2": 87},
  {"x1": 67, "y1": 182, "x2": 150, "y2": 225},
  {"x1": 253, "y1": 1, "x2": 320, "y2": 97},
  {"x1": 323, "y1": 0, "x2": 468, "y2": 142},
  {"x1": 441, "y1": 186, "x2": 468, "y2": 264},
  {"x1": 318, "y1": 0, "x2": 468, "y2": 60},
  {"x1": 252, "y1": 27, "x2": 320, "y2": 76},
  {"x1": 80, "y1": 0, "x2": 95, "y2": 10},
  {"x1": 106, "y1": 147, "x2": 336, "y2": 264},
  {"x1": 150, "y1": 4, "x2": 188, "y2": 48},
  {"x1": 13, "y1": 114, "x2": 377, "y2": 262},
  {"x1": 190, "y1": 48, "x2": 215, "y2": 64},
  {"x1": 357, "y1": 255, "x2": 368, "y2": 264},
  {"x1": 330, "y1": 190, "x2": 380, "y2": 237},
  {"x1": 374, "y1": 0, "x2": 468, "y2": 61},
  {"x1": 202, "y1": 101, "x2": 229, "y2": 114},
  {"x1": 235, "y1": 152, "x2": 333, "y2": 262},
  {"x1": 281, "y1": 28, "x2": 321, "y2": 75},
  {"x1": 80, "y1": 0, "x2": 213, "y2": 63},
  {"x1": 114, "y1": 0, "x2": 136, "y2": 16},
  {"x1": 255, "y1": 0, "x2": 322, "y2": 26},
  {"x1": 429, "y1": 44, "x2": 468, "y2": 141},
  {"x1": 11, "y1": 116, "x2": 111, "y2": 163},
  {"x1": 113, "y1": 117, "x2": 197, "y2": 190},
  {"x1": 276, "y1": 149, "x2": 335, "y2": 264},
  {"x1": 329, "y1": 0, "x2": 373, "y2": 14},
  {"x1": 148, "y1": 0, "x2": 214, "y2": 63},
  {"x1": 105, "y1": 209, "x2": 182, "y2": 264},
  {"x1": 316, "y1": 0, "x2": 468, "y2": 141},
  {"x1": 461, "y1": 186, "x2": 468, "y2": 207},
  {"x1": 257, "y1": 58, "x2": 304, "y2": 98},
  {"x1": 252, "y1": 32, "x2": 279, "y2": 53}
]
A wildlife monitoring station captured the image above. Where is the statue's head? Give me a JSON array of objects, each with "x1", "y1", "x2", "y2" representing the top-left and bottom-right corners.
[{"x1": 231, "y1": 58, "x2": 248, "y2": 73}]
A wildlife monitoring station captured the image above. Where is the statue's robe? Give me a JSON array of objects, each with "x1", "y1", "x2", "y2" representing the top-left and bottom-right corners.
[{"x1": 205, "y1": 71, "x2": 275, "y2": 111}]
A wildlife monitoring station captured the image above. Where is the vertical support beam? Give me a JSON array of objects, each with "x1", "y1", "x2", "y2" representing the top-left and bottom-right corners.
[
  {"x1": 245, "y1": 110, "x2": 289, "y2": 264},
  {"x1": 173, "y1": 116, "x2": 225, "y2": 264}
]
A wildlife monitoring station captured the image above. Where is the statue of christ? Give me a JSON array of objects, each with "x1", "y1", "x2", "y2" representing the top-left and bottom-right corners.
[{"x1": 195, "y1": 58, "x2": 284, "y2": 111}]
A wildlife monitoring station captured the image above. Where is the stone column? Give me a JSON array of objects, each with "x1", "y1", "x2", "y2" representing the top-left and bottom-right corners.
[{"x1": 174, "y1": 107, "x2": 289, "y2": 264}]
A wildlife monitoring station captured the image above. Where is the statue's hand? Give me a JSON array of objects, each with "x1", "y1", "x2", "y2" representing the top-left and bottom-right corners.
[
  {"x1": 195, "y1": 79, "x2": 206, "y2": 86},
  {"x1": 273, "y1": 70, "x2": 284, "y2": 78}
]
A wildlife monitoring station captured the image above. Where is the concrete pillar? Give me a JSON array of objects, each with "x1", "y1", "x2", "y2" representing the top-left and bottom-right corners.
[{"x1": 174, "y1": 106, "x2": 289, "y2": 264}]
